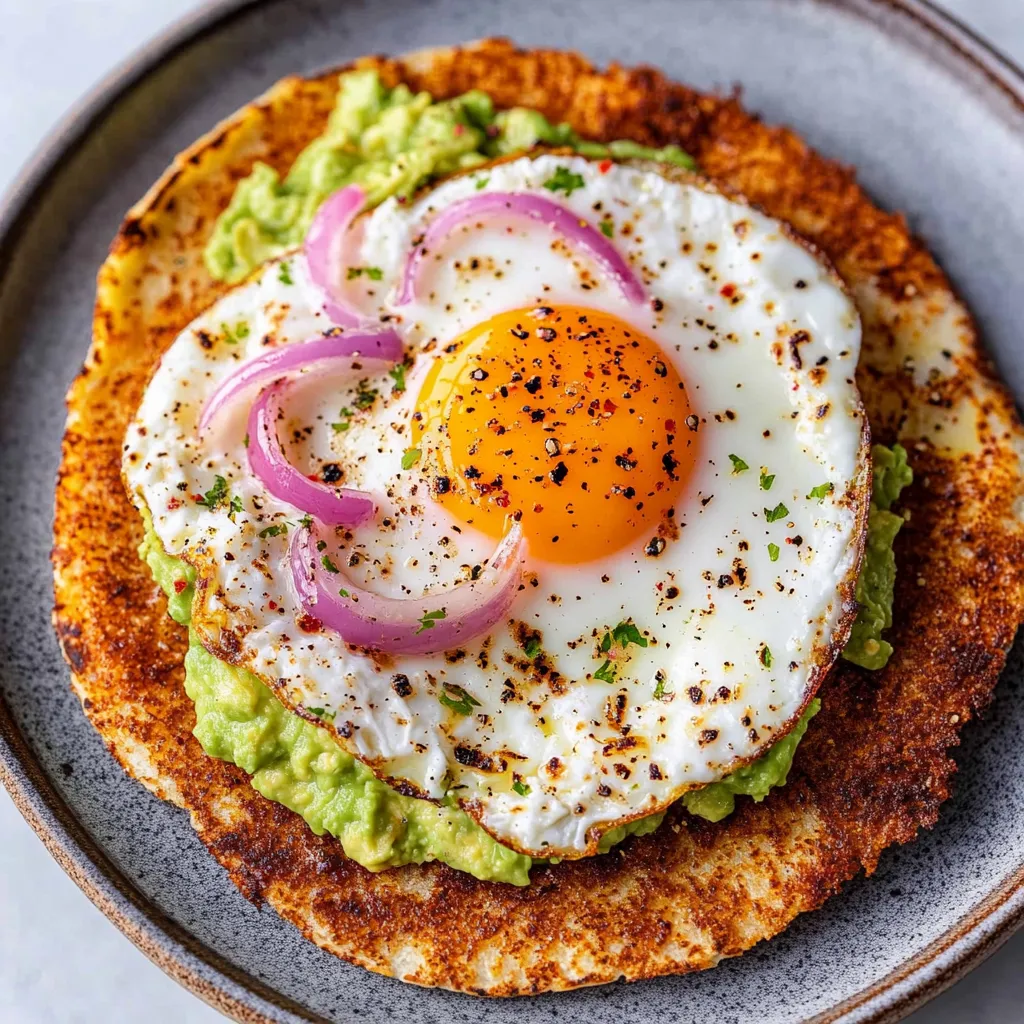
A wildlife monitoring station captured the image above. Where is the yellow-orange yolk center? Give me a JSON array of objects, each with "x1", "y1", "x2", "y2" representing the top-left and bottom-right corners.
[{"x1": 412, "y1": 306, "x2": 696, "y2": 563}]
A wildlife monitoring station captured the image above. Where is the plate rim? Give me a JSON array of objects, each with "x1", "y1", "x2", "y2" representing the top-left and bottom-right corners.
[{"x1": 1, "y1": 1, "x2": 1022, "y2": 1021}]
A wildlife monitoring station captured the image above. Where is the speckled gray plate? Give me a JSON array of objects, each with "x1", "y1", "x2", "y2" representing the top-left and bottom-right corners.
[{"x1": 1, "y1": 1, "x2": 1023, "y2": 1021}]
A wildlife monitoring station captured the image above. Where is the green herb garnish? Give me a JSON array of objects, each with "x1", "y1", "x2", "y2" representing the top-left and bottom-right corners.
[
  {"x1": 512, "y1": 780, "x2": 531, "y2": 797},
  {"x1": 807, "y1": 482, "x2": 834, "y2": 501},
  {"x1": 522, "y1": 637, "x2": 542, "y2": 659},
  {"x1": 259, "y1": 523, "x2": 286, "y2": 539},
  {"x1": 612, "y1": 621, "x2": 648, "y2": 649},
  {"x1": 277, "y1": 261, "x2": 294, "y2": 285},
  {"x1": 653, "y1": 673, "x2": 671, "y2": 700},
  {"x1": 321, "y1": 554, "x2": 340, "y2": 574},
  {"x1": 401, "y1": 448, "x2": 422, "y2": 470},
  {"x1": 197, "y1": 475, "x2": 229, "y2": 509},
  {"x1": 768, "y1": 542, "x2": 780, "y2": 562},
  {"x1": 543, "y1": 166, "x2": 586, "y2": 196},
  {"x1": 760, "y1": 470, "x2": 775, "y2": 491},
  {"x1": 353, "y1": 381, "x2": 378, "y2": 410},
  {"x1": 594, "y1": 660, "x2": 617, "y2": 683},
  {"x1": 599, "y1": 219, "x2": 614, "y2": 239},
  {"x1": 221, "y1": 320, "x2": 250, "y2": 345},
  {"x1": 388, "y1": 363, "x2": 407, "y2": 393},
  {"x1": 729, "y1": 454, "x2": 749, "y2": 473},
  {"x1": 760, "y1": 645, "x2": 773, "y2": 669},
  {"x1": 331, "y1": 407, "x2": 354, "y2": 432},
  {"x1": 439, "y1": 682, "x2": 479, "y2": 715},
  {"x1": 347, "y1": 266, "x2": 384, "y2": 280},
  {"x1": 475, "y1": 176, "x2": 490, "y2": 190},
  {"x1": 416, "y1": 609, "x2": 446, "y2": 634},
  {"x1": 764, "y1": 502, "x2": 789, "y2": 523},
  {"x1": 228, "y1": 494, "x2": 244, "y2": 520}
]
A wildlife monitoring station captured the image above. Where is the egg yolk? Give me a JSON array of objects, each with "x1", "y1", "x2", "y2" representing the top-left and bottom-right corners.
[{"x1": 412, "y1": 306, "x2": 696, "y2": 563}]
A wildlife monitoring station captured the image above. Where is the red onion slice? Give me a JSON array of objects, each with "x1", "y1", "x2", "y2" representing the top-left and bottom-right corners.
[
  {"x1": 291, "y1": 520, "x2": 525, "y2": 655},
  {"x1": 248, "y1": 382, "x2": 375, "y2": 527},
  {"x1": 395, "y1": 191, "x2": 646, "y2": 306},
  {"x1": 304, "y1": 184, "x2": 367, "y2": 326},
  {"x1": 198, "y1": 329, "x2": 402, "y2": 435}
]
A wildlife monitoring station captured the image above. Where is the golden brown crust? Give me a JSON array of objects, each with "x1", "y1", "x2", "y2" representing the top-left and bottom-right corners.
[{"x1": 52, "y1": 39, "x2": 1024, "y2": 993}]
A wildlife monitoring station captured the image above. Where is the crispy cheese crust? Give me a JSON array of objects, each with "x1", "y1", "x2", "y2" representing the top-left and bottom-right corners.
[{"x1": 53, "y1": 40, "x2": 1024, "y2": 994}]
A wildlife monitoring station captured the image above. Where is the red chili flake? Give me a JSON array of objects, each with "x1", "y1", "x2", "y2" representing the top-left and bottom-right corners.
[
  {"x1": 533, "y1": 503, "x2": 544, "y2": 513},
  {"x1": 268, "y1": 600, "x2": 277, "y2": 611},
  {"x1": 166, "y1": 497, "x2": 182, "y2": 510},
  {"x1": 598, "y1": 159, "x2": 613, "y2": 174},
  {"x1": 584, "y1": 369, "x2": 595, "y2": 379},
  {"x1": 603, "y1": 399, "x2": 617, "y2": 414},
  {"x1": 191, "y1": 494, "x2": 204, "y2": 503},
  {"x1": 173, "y1": 579, "x2": 187, "y2": 594},
  {"x1": 453, "y1": 123, "x2": 465, "y2": 136},
  {"x1": 665, "y1": 419, "x2": 676, "y2": 433},
  {"x1": 494, "y1": 491, "x2": 511, "y2": 508},
  {"x1": 720, "y1": 283, "x2": 736, "y2": 298},
  {"x1": 307, "y1": 473, "x2": 319, "y2": 481}
]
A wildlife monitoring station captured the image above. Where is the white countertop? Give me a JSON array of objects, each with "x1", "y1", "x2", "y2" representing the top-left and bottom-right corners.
[{"x1": 1, "y1": 1, "x2": 1021, "y2": 1021}]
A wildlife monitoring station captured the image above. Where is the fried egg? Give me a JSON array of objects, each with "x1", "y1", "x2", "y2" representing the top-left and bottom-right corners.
[{"x1": 124, "y1": 155, "x2": 870, "y2": 857}]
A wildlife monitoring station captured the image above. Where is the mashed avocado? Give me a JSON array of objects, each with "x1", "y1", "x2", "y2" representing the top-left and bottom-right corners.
[
  {"x1": 842, "y1": 444, "x2": 913, "y2": 670},
  {"x1": 205, "y1": 70, "x2": 695, "y2": 283}
]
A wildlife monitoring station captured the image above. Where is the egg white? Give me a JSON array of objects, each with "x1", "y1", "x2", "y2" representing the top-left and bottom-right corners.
[{"x1": 124, "y1": 155, "x2": 869, "y2": 856}]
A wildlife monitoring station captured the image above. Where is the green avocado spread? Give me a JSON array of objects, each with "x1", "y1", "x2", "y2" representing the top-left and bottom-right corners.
[
  {"x1": 205, "y1": 69, "x2": 695, "y2": 283},
  {"x1": 841, "y1": 444, "x2": 913, "y2": 670},
  {"x1": 171, "y1": 74, "x2": 913, "y2": 884}
]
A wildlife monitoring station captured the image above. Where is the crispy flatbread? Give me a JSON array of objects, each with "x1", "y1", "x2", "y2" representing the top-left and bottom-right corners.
[{"x1": 52, "y1": 40, "x2": 1024, "y2": 994}]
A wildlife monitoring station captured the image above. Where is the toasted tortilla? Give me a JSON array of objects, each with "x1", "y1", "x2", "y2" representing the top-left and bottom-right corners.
[{"x1": 53, "y1": 40, "x2": 1024, "y2": 994}]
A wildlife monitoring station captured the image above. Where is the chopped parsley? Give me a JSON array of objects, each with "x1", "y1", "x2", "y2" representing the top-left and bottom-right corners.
[
  {"x1": 221, "y1": 320, "x2": 250, "y2": 345},
  {"x1": 347, "y1": 266, "x2": 383, "y2": 281},
  {"x1": 760, "y1": 470, "x2": 775, "y2": 491},
  {"x1": 277, "y1": 261, "x2": 294, "y2": 285},
  {"x1": 653, "y1": 672, "x2": 671, "y2": 700},
  {"x1": 306, "y1": 707, "x2": 325, "y2": 717},
  {"x1": 388, "y1": 363, "x2": 407, "y2": 393},
  {"x1": 316, "y1": 539, "x2": 327, "y2": 552},
  {"x1": 768, "y1": 542, "x2": 780, "y2": 562},
  {"x1": 522, "y1": 637, "x2": 542, "y2": 659},
  {"x1": 728, "y1": 454, "x2": 749, "y2": 473},
  {"x1": 197, "y1": 475, "x2": 229, "y2": 510},
  {"x1": 401, "y1": 448, "x2": 422, "y2": 470},
  {"x1": 338, "y1": 587, "x2": 350, "y2": 598},
  {"x1": 764, "y1": 502, "x2": 789, "y2": 523},
  {"x1": 760, "y1": 645, "x2": 773, "y2": 669},
  {"x1": 259, "y1": 523, "x2": 287, "y2": 539},
  {"x1": 321, "y1": 554, "x2": 340, "y2": 574},
  {"x1": 593, "y1": 660, "x2": 617, "y2": 683},
  {"x1": 600, "y1": 631, "x2": 612, "y2": 653},
  {"x1": 439, "y1": 682, "x2": 479, "y2": 715},
  {"x1": 331, "y1": 407, "x2": 354, "y2": 432},
  {"x1": 512, "y1": 780, "x2": 531, "y2": 797},
  {"x1": 543, "y1": 166, "x2": 585, "y2": 196},
  {"x1": 599, "y1": 219, "x2": 614, "y2": 239},
  {"x1": 612, "y1": 620, "x2": 648, "y2": 649},
  {"x1": 299, "y1": 515, "x2": 313, "y2": 529},
  {"x1": 352, "y1": 381, "x2": 378, "y2": 410},
  {"x1": 228, "y1": 494, "x2": 244, "y2": 520},
  {"x1": 475, "y1": 176, "x2": 490, "y2": 190},
  {"x1": 416, "y1": 608, "x2": 446, "y2": 634},
  {"x1": 807, "y1": 482, "x2": 834, "y2": 501}
]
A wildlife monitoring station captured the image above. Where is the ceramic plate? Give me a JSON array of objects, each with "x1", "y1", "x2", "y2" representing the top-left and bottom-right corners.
[{"x1": 1, "y1": 1, "x2": 1022, "y2": 1021}]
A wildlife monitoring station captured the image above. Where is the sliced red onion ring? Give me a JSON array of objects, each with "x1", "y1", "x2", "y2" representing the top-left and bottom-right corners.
[
  {"x1": 198, "y1": 329, "x2": 402, "y2": 435},
  {"x1": 291, "y1": 520, "x2": 525, "y2": 655},
  {"x1": 248, "y1": 382, "x2": 375, "y2": 527},
  {"x1": 395, "y1": 191, "x2": 646, "y2": 306},
  {"x1": 304, "y1": 184, "x2": 366, "y2": 326}
]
